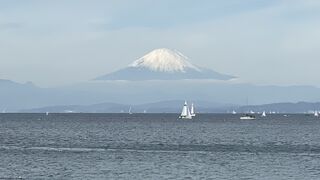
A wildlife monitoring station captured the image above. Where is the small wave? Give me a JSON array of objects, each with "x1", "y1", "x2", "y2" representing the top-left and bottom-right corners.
[
  {"x1": 1, "y1": 144, "x2": 320, "y2": 154},
  {"x1": 102, "y1": 144, "x2": 320, "y2": 154},
  {"x1": 0, "y1": 146, "x2": 105, "y2": 152},
  {"x1": 28, "y1": 147, "x2": 106, "y2": 152}
]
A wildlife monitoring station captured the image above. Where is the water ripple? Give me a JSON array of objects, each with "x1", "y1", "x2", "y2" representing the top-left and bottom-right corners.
[{"x1": 1, "y1": 143, "x2": 320, "y2": 154}]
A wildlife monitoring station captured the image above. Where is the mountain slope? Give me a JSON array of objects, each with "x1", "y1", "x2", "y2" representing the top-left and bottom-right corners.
[{"x1": 96, "y1": 48, "x2": 235, "y2": 81}]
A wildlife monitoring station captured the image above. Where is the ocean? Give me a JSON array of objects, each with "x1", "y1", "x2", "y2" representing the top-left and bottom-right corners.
[{"x1": 0, "y1": 113, "x2": 320, "y2": 179}]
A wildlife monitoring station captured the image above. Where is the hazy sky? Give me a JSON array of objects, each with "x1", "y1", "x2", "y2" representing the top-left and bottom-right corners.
[{"x1": 0, "y1": 0, "x2": 320, "y2": 87}]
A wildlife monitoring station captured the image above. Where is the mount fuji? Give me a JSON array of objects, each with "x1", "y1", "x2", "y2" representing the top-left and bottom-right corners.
[{"x1": 96, "y1": 48, "x2": 235, "y2": 81}]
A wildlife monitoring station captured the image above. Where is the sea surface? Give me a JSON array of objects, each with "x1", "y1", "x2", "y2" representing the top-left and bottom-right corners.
[{"x1": 0, "y1": 113, "x2": 320, "y2": 179}]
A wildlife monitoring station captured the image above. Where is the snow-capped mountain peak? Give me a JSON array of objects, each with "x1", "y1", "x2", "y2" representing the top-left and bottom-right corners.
[
  {"x1": 95, "y1": 48, "x2": 235, "y2": 81},
  {"x1": 129, "y1": 48, "x2": 200, "y2": 72}
]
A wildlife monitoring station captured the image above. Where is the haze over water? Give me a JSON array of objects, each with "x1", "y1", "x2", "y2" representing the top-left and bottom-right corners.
[{"x1": 1, "y1": 113, "x2": 320, "y2": 179}]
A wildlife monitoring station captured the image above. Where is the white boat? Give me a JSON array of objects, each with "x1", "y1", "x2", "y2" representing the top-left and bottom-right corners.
[
  {"x1": 261, "y1": 111, "x2": 266, "y2": 117},
  {"x1": 314, "y1": 111, "x2": 319, "y2": 117},
  {"x1": 179, "y1": 101, "x2": 192, "y2": 119},
  {"x1": 190, "y1": 103, "x2": 196, "y2": 117},
  {"x1": 232, "y1": 110, "x2": 237, "y2": 114},
  {"x1": 64, "y1": 110, "x2": 74, "y2": 113},
  {"x1": 240, "y1": 114, "x2": 256, "y2": 120},
  {"x1": 46, "y1": 112, "x2": 49, "y2": 116}
]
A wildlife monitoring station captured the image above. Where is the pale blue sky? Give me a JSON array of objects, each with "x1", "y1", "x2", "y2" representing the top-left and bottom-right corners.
[{"x1": 0, "y1": 0, "x2": 320, "y2": 87}]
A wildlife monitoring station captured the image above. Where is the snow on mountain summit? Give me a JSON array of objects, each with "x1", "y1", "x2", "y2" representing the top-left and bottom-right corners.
[{"x1": 130, "y1": 48, "x2": 200, "y2": 72}]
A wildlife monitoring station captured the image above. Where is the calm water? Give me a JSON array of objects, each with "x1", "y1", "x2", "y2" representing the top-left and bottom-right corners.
[{"x1": 0, "y1": 113, "x2": 320, "y2": 179}]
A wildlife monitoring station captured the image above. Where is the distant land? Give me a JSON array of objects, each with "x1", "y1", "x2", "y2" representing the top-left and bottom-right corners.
[
  {"x1": 1, "y1": 79, "x2": 320, "y2": 112},
  {"x1": 1, "y1": 48, "x2": 320, "y2": 112},
  {"x1": 21, "y1": 101, "x2": 320, "y2": 114}
]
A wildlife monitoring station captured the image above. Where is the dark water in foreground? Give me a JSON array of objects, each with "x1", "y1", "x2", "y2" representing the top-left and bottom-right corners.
[{"x1": 0, "y1": 113, "x2": 320, "y2": 179}]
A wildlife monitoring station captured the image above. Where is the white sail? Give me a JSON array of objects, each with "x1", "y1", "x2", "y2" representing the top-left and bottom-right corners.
[
  {"x1": 180, "y1": 101, "x2": 188, "y2": 117},
  {"x1": 179, "y1": 101, "x2": 192, "y2": 119},
  {"x1": 314, "y1": 111, "x2": 319, "y2": 117},
  {"x1": 129, "y1": 106, "x2": 132, "y2": 114},
  {"x1": 186, "y1": 105, "x2": 192, "y2": 119},
  {"x1": 261, "y1": 111, "x2": 266, "y2": 117},
  {"x1": 232, "y1": 110, "x2": 236, "y2": 114},
  {"x1": 46, "y1": 112, "x2": 49, "y2": 116},
  {"x1": 190, "y1": 103, "x2": 196, "y2": 117}
]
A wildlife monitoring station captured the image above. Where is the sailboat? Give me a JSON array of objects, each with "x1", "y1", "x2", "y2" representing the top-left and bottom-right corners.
[
  {"x1": 240, "y1": 97, "x2": 256, "y2": 120},
  {"x1": 314, "y1": 111, "x2": 319, "y2": 117},
  {"x1": 261, "y1": 111, "x2": 266, "y2": 117},
  {"x1": 46, "y1": 112, "x2": 49, "y2": 116},
  {"x1": 190, "y1": 103, "x2": 196, "y2": 117},
  {"x1": 232, "y1": 110, "x2": 237, "y2": 114},
  {"x1": 179, "y1": 101, "x2": 192, "y2": 119},
  {"x1": 128, "y1": 106, "x2": 133, "y2": 114}
]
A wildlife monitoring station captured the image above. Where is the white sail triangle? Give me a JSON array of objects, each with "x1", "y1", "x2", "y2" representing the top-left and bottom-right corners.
[{"x1": 179, "y1": 101, "x2": 192, "y2": 119}]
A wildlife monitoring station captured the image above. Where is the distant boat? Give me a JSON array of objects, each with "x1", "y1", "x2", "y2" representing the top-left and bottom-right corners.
[
  {"x1": 179, "y1": 101, "x2": 192, "y2": 119},
  {"x1": 240, "y1": 114, "x2": 256, "y2": 120},
  {"x1": 190, "y1": 103, "x2": 196, "y2": 117},
  {"x1": 232, "y1": 110, "x2": 237, "y2": 114},
  {"x1": 261, "y1": 111, "x2": 266, "y2": 117},
  {"x1": 64, "y1": 110, "x2": 74, "y2": 113},
  {"x1": 46, "y1": 112, "x2": 49, "y2": 116},
  {"x1": 129, "y1": 106, "x2": 133, "y2": 114},
  {"x1": 314, "y1": 111, "x2": 319, "y2": 117}
]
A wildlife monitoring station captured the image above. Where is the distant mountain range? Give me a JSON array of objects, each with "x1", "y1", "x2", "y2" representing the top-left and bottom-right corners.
[
  {"x1": 1, "y1": 48, "x2": 320, "y2": 112},
  {"x1": 95, "y1": 48, "x2": 235, "y2": 81},
  {"x1": 2, "y1": 78, "x2": 320, "y2": 112},
  {"x1": 21, "y1": 101, "x2": 320, "y2": 113},
  {"x1": 20, "y1": 100, "x2": 229, "y2": 113}
]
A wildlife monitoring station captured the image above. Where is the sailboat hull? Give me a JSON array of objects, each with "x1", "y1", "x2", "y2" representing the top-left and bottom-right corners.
[
  {"x1": 240, "y1": 116, "x2": 256, "y2": 120},
  {"x1": 240, "y1": 114, "x2": 256, "y2": 120},
  {"x1": 179, "y1": 116, "x2": 192, "y2": 119}
]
